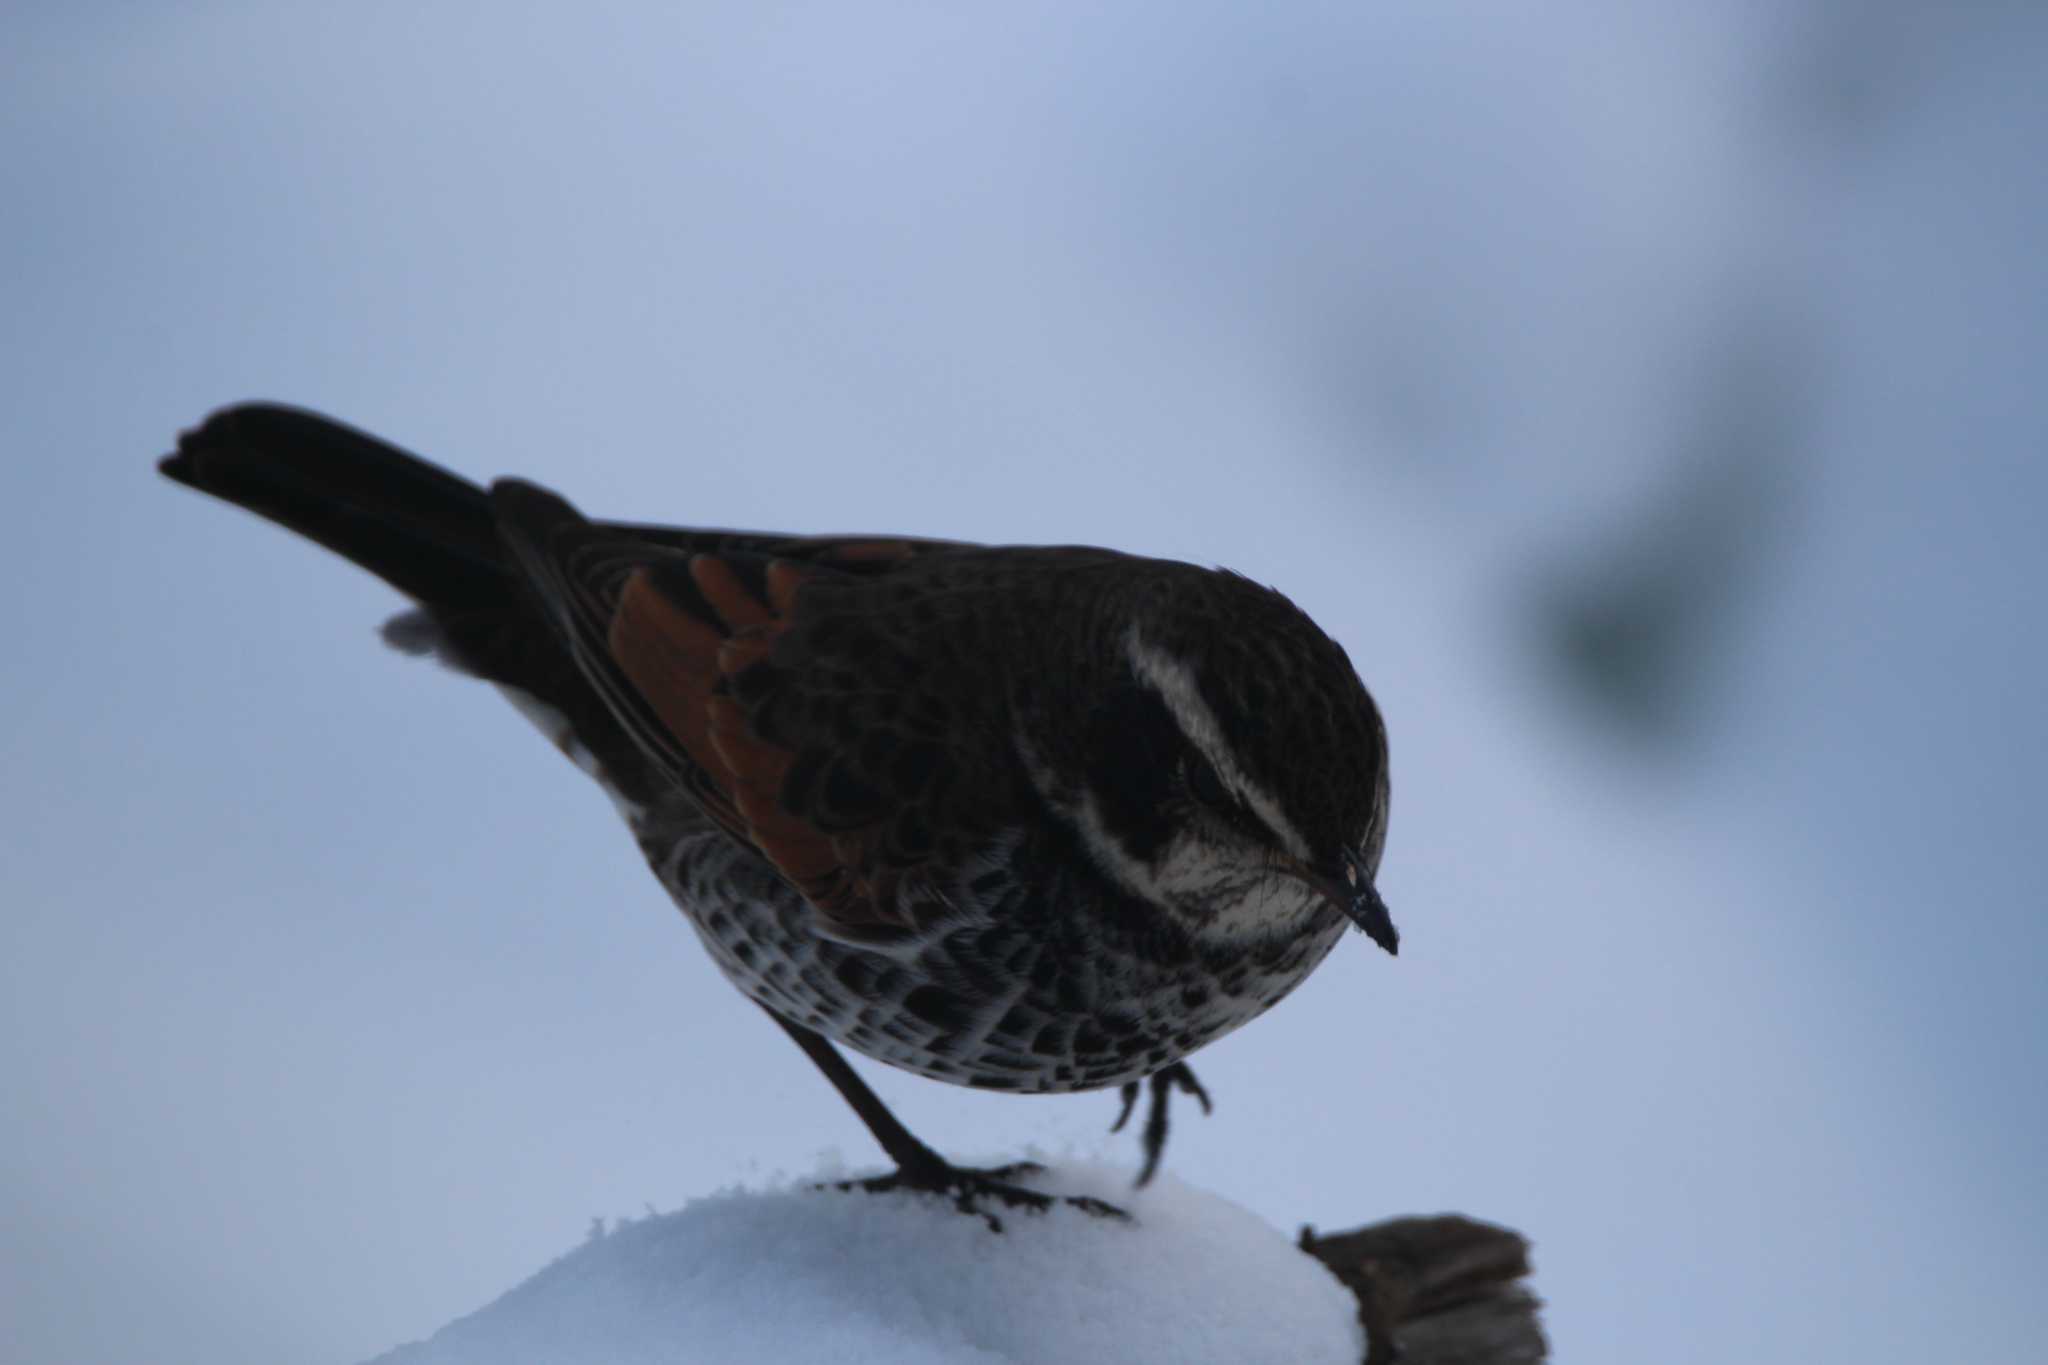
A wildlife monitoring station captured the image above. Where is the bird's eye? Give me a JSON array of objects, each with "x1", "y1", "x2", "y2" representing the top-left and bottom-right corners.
[
  {"x1": 1185, "y1": 757, "x2": 1235, "y2": 813},
  {"x1": 1185, "y1": 755, "x2": 1274, "y2": 843}
]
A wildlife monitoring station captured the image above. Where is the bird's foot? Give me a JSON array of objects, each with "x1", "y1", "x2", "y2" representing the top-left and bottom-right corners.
[
  {"x1": 1112, "y1": 1062, "x2": 1214, "y2": 1188},
  {"x1": 827, "y1": 1158, "x2": 1129, "y2": 1233}
]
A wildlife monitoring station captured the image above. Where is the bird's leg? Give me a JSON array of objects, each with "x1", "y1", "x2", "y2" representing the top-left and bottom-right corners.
[
  {"x1": 764, "y1": 1008, "x2": 1127, "y2": 1231},
  {"x1": 1111, "y1": 1062, "x2": 1213, "y2": 1188}
]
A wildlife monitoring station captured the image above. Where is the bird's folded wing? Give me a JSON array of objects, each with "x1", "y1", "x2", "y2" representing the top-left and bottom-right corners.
[{"x1": 491, "y1": 479, "x2": 994, "y2": 945}]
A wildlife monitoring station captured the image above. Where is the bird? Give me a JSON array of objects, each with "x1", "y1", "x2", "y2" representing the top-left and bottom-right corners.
[{"x1": 160, "y1": 403, "x2": 1398, "y2": 1228}]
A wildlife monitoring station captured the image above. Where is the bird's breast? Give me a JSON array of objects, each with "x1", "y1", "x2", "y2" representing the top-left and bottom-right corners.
[{"x1": 653, "y1": 825, "x2": 1347, "y2": 1094}]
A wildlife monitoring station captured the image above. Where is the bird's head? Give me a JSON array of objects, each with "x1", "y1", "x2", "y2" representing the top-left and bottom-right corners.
[{"x1": 1024, "y1": 565, "x2": 1396, "y2": 953}]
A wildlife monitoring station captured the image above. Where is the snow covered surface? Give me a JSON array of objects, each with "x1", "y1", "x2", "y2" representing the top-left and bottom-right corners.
[{"x1": 365, "y1": 1164, "x2": 1360, "y2": 1365}]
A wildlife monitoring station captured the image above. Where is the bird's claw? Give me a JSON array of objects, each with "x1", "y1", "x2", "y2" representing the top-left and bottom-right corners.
[
  {"x1": 826, "y1": 1158, "x2": 1129, "y2": 1233},
  {"x1": 1110, "y1": 1063, "x2": 1214, "y2": 1188}
]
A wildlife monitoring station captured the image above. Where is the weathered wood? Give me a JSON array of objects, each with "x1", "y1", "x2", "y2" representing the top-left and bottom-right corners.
[{"x1": 1299, "y1": 1215, "x2": 1546, "y2": 1365}]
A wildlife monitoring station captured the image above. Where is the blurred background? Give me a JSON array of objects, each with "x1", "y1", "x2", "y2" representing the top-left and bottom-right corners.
[{"x1": 4, "y1": 3, "x2": 2043, "y2": 1361}]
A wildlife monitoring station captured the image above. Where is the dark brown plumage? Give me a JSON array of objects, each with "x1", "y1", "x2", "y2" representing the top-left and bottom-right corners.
[{"x1": 162, "y1": 402, "x2": 1397, "y2": 1225}]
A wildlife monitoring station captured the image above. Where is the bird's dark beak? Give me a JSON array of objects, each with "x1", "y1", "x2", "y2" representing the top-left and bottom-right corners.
[{"x1": 1292, "y1": 848, "x2": 1399, "y2": 956}]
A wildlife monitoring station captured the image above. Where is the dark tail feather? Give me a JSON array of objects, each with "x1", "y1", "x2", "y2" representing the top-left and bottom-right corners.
[
  {"x1": 161, "y1": 403, "x2": 665, "y2": 806},
  {"x1": 161, "y1": 403, "x2": 505, "y2": 611}
]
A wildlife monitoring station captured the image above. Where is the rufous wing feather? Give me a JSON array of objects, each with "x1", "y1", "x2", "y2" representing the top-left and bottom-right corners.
[{"x1": 606, "y1": 553, "x2": 933, "y2": 943}]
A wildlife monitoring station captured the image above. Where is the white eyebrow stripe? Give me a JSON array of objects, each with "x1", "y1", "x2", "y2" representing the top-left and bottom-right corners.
[{"x1": 1126, "y1": 627, "x2": 1312, "y2": 862}]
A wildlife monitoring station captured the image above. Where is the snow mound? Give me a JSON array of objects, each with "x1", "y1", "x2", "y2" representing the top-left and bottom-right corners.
[{"x1": 364, "y1": 1162, "x2": 1362, "y2": 1364}]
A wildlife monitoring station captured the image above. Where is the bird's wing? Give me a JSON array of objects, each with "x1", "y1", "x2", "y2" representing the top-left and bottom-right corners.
[{"x1": 490, "y1": 479, "x2": 1014, "y2": 945}]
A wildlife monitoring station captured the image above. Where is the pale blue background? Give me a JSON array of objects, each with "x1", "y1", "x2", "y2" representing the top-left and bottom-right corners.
[{"x1": 4, "y1": 4, "x2": 2043, "y2": 1362}]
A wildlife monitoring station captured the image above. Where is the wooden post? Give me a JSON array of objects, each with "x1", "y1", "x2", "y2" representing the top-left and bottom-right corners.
[{"x1": 1298, "y1": 1215, "x2": 1546, "y2": 1364}]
